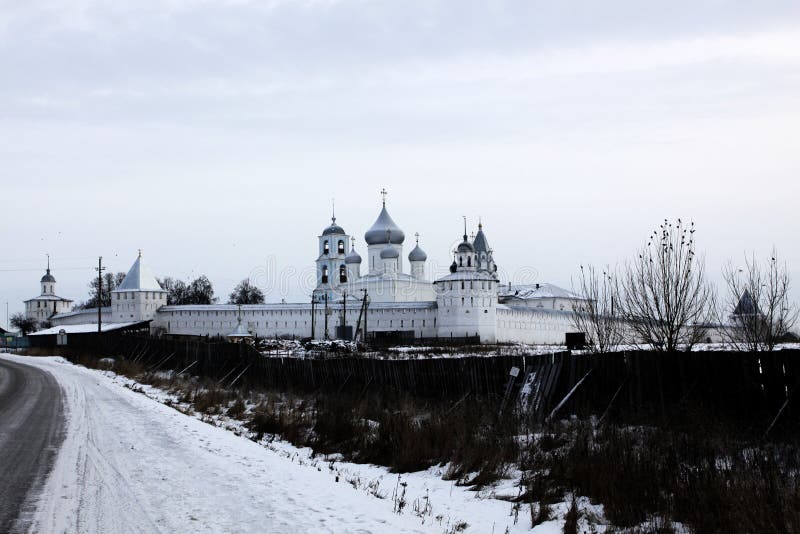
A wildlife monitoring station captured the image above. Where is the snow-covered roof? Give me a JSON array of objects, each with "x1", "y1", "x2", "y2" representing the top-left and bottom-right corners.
[
  {"x1": 161, "y1": 300, "x2": 437, "y2": 312},
  {"x1": 24, "y1": 294, "x2": 73, "y2": 303},
  {"x1": 495, "y1": 305, "x2": 574, "y2": 318},
  {"x1": 51, "y1": 307, "x2": 111, "y2": 319},
  {"x1": 29, "y1": 322, "x2": 143, "y2": 336},
  {"x1": 356, "y1": 272, "x2": 427, "y2": 283},
  {"x1": 115, "y1": 253, "x2": 165, "y2": 292},
  {"x1": 434, "y1": 270, "x2": 497, "y2": 283},
  {"x1": 498, "y1": 283, "x2": 586, "y2": 301}
]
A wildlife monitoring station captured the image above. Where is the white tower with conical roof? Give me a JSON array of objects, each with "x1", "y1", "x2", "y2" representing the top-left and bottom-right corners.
[
  {"x1": 111, "y1": 251, "x2": 168, "y2": 323},
  {"x1": 434, "y1": 220, "x2": 498, "y2": 342}
]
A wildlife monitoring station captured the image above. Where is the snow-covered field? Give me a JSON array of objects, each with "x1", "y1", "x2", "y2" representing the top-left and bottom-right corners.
[{"x1": 5, "y1": 355, "x2": 572, "y2": 534}]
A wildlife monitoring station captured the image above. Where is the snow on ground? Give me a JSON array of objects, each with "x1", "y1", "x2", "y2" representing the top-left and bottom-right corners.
[
  {"x1": 5, "y1": 355, "x2": 569, "y2": 534},
  {"x1": 258, "y1": 340, "x2": 800, "y2": 360}
]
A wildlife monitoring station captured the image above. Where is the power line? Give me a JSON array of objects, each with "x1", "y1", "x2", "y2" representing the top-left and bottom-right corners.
[
  {"x1": 0, "y1": 267, "x2": 95, "y2": 272},
  {"x1": 0, "y1": 256, "x2": 99, "y2": 264}
]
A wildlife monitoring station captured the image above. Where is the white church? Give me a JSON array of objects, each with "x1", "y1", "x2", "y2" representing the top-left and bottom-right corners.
[{"x1": 34, "y1": 194, "x2": 588, "y2": 345}]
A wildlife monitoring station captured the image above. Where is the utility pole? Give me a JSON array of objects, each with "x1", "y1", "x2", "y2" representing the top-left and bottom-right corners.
[
  {"x1": 310, "y1": 295, "x2": 316, "y2": 339},
  {"x1": 323, "y1": 293, "x2": 329, "y2": 340},
  {"x1": 95, "y1": 257, "x2": 105, "y2": 333},
  {"x1": 360, "y1": 289, "x2": 368, "y2": 342},
  {"x1": 341, "y1": 290, "x2": 347, "y2": 340}
]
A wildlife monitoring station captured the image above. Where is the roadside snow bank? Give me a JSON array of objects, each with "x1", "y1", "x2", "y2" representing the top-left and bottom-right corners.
[{"x1": 9, "y1": 355, "x2": 571, "y2": 533}]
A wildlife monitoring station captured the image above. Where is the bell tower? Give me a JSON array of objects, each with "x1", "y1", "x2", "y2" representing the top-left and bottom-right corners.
[{"x1": 315, "y1": 202, "x2": 350, "y2": 301}]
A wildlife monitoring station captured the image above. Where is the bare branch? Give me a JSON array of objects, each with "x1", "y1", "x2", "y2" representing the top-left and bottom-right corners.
[
  {"x1": 617, "y1": 219, "x2": 714, "y2": 353},
  {"x1": 570, "y1": 264, "x2": 624, "y2": 353}
]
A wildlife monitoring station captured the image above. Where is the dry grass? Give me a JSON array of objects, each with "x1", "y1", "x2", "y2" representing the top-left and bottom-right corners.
[
  {"x1": 520, "y1": 420, "x2": 800, "y2": 533},
  {"x1": 61, "y1": 352, "x2": 800, "y2": 533}
]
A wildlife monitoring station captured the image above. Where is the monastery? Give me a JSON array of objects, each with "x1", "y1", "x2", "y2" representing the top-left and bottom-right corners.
[{"x1": 29, "y1": 194, "x2": 588, "y2": 345}]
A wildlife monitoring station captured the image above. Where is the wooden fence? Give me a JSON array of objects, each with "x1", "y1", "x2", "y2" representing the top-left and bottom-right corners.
[{"x1": 59, "y1": 333, "x2": 799, "y2": 430}]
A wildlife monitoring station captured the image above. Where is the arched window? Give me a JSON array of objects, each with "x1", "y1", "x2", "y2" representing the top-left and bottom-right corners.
[
  {"x1": 338, "y1": 240, "x2": 345, "y2": 254},
  {"x1": 322, "y1": 265, "x2": 329, "y2": 284},
  {"x1": 459, "y1": 257, "x2": 463, "y2": 267},
  {"x1": 323, "y1": 240, "x2": 330, "y2": 255},
  {"x1": 461, "y1": 281, "x2": 465, "y2": 290},
  {"x1": 467, "y1": 256, "x2": 471, "y2": 267},
  {"x1": 339, "y1": 264, "x2": 347, "y2": 283}
]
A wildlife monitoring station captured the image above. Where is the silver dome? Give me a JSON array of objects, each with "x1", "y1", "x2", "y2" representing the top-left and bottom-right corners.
[
  {"x1": 408, "y1": 244, "x2": 427, "y2": 262},
  {"x1": 345, "y1": 247, "x2": 362, "y2": 264},
  {"x1": 40, "y1": 269, "x2": 56, "y2": 283},
  {"x1": 364, "y1": 206, "x2": 405, "y2": 245},
  {"x1": 380, "y1": 244, "x2": 400, "y2": 259},
  {"x1": 322, "y1": 216, "x2": 346, "y2": 236}
]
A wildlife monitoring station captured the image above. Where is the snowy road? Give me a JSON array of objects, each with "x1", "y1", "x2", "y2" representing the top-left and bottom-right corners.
[
  {"x1": 2, "y1": 356, "x2": 434, "y2": 533},
  {"x1": 0, "y1": 358, "x2": 64, "y2": 533}
]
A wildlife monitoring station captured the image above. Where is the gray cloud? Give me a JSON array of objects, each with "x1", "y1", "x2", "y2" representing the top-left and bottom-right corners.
[{"x1": 1, "y1": 0, "x2": 799, "y2": 322}]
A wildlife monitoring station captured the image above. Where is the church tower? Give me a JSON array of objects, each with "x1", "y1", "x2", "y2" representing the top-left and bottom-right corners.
[
  {"x1": 472, "y1": 221, "x2": 498, "y2": 277},
  {"x1": 364, "y1": 189, "x2": 405, "y2": 275},
  {"x1": 24, "y1": 255, "x2": 73, "y2": 321},
  {"x1": 434, "y1": 220, "x2": 498, "y2": 342},
  {"x1": 111, "y1": 251, "x2": 168, "y2": 323},
  {"x1": 314, "y1": 207, "x2": 351, "y2": 302}
]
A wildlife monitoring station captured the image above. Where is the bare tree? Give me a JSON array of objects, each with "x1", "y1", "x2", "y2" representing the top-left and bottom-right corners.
[
  {"x1": 79, "y1": 271, "x2": 126, "y2": 309},
  {"x1": 720, "y1": 248, "x2": 798, "y2": 351},
  {"x1": 570, "y1": 264, "x2": 624, "y2": 353},
  {"x1": 618, "y1": 219, "x2": 714, "y2": 353}
]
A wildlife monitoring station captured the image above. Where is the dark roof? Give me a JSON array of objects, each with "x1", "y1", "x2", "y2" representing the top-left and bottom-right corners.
[
  {"x1": 457, "y1": 240, "x2": 474, "y2": 253},
  {"x1": 733, "y1": 289, "x2": 759, "y2": 316},
  {"x1": 40, "y1": 269, "x2": 56, "y2": 283},
  {"x1": 473, "y1": 225, "x2": 489, "y2": 254},
  {"x1": 322, "y1": 216, "x2": 346, "y2": 236}
]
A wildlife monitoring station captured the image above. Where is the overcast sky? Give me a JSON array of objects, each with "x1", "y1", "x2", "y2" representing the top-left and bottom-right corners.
[{"x1": 1, "y1": 0, "x2": 799, "y2": 323}]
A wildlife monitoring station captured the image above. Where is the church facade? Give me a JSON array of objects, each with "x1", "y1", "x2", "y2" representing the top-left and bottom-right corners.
[
  {"x1": 24, "y1": 258, "x2": 74, "y2": 323},
  {"x1": 46, "y1": 195, "x2": 588, "y2": 345}
]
